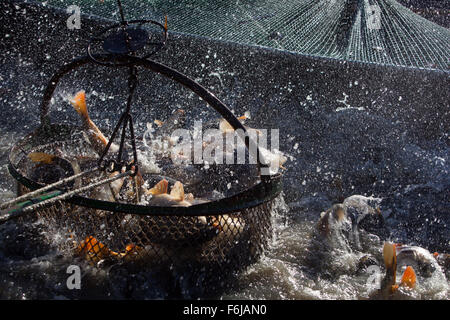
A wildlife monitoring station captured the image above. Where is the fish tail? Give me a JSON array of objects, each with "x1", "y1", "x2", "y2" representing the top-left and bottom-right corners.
[
  {"x1": 70, "y1": 90, "x2": 109, "y2": 148},
  {"x1": 70, "y1": 90, "x2": 89, "y2": 121},
  {"x1": 400, "y1": 266, "x2": 416, "y2": 289}
]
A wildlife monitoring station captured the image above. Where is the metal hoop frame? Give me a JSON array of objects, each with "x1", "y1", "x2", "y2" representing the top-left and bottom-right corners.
[{"x1": 10, "y1": 53, "x2": 283, "y2": 217}]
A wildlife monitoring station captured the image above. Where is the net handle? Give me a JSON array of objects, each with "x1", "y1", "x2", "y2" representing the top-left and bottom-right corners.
[{"x1": 39, "y1": 54, "x2": 271, "y2": 178}]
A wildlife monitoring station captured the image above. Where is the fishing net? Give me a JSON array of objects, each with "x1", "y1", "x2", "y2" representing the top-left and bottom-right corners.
[
  {"x1": 43, "y1": 0, "x2": 450, "y2": 71},
  {"x1": 4, "y1": 0, "x2": 446, "y2": 296},
  {"x1": 9, "y1": 123, "x2": 277, "y2": 290},
  {"x1": 6, "y1": 45, "x2": 284, "y2": 289}
]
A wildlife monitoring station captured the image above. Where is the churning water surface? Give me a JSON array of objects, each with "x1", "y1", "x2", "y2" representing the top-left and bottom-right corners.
[{"x1": 0, "y1": 50, "x2": 448, "y2": 300}]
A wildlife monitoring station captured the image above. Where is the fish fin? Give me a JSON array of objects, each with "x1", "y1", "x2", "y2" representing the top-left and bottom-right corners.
[
  {"x1": 84, "y1": 236, "x2": 115, "y2": 259},
  {"x1": 78, "y1": 236, "x2": 105, "y2": 255},
  {"x1": 170, "y1": 181, "x2": 185, "y2": 201},
  {"x1": 154, "y1": 119, "x2": 164, "y2": 127},
  {"x1": 125, "y1": 243, "x2": 142, "y2": 253},
  {"x1": 211, "y1": 217, "x2": 222, "y2": 230},
  {"x1": 333, "y1": 205, "x2": 346, "y2": 222},
  {"x1": 126, "y1": 244, "x2": 136, "y2": 252},
  {"x1": 131, "y1": 170, "x2": 145, "y2": 189},
  {"x1": 147, "y1": 179, "x2": 169, "y2": 195},
  {"x1": 28, "y1": 152, "x2": 56, "y2": 164},
  {"x1": 185, "y1": 193, "x2": 194, "y2": 201},
  {"x1": 400, "y1": 266, "x2": 416, "y2": 289},
  {"x1": 275, "y1": 153, "x2": 288, "y2": 167},
  {"x1": 70, "y1": 90, "x2": 109, "y2": 148},
  {"x1": 219, "y1": 113, "x2": 249, "y2": 133},
  {"x1": 70, "y1": 90, "x2": 88, "y2": 120},
  {"x1": 383, "y1": 242, "x2": 397, "y2": 282},
  {"x1": 219, "y1": 119, "x2": 234, "y2": 133}
]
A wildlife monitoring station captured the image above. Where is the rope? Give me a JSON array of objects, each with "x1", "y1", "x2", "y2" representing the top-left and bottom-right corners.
[
  {"x1": 0, "y1": 170, "x2": 132, "y2": 224},
  {"x1": 0, "y1": 167, "x2": 99, "y2": 210}
]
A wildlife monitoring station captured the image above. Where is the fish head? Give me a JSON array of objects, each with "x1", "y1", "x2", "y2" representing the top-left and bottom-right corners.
[
  {"x1": 317, "y1": 204, "x2": 351, "y2": 240},
  {"x1": 396, "y1": 246, "x2": 438, "y2": 277},
  {"x1": 332, "y1": 204, "x2": 346, "y2": 222}
]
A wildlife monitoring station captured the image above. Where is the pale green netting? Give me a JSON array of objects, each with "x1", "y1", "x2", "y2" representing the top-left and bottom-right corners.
[{"x1": 44, "y1": 0, "x2": 449, "y2": 70}]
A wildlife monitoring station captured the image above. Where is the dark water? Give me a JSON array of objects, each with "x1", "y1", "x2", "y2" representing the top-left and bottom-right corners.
[
  {"x1": 0, "y1": 192, "x2": 448, "y2": 300},
  {"x1": 0, "y1": 37, "x2": 448, "y2": 300},
  {"x1": 0, "y1": 105, "x2": 448, "y2": 300}
]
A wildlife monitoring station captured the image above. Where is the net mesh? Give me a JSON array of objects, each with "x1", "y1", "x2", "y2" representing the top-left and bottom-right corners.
[
  {"x1": 10, "y1": 124, "x2": 275, "y2": 286},
  {"x1": 43, "y1": 0, "x2": 450, "y2": 71}
]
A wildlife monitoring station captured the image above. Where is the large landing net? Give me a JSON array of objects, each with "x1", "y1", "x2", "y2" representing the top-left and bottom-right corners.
[{"x1": 45, "y1": 0, "x2": 449, "y2": 71}]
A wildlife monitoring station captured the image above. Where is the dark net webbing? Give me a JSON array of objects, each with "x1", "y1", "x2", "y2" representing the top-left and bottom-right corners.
[
  {"x1": 45, "y1": 0, "x2": 449, "y2": 70},
  {"x1": 10, "y1": 125, "x2": 276, "y2": 285}
]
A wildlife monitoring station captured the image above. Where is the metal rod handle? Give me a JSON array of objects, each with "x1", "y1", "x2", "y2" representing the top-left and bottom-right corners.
[
  {"x1": 0, "y1": 170, "x2": 132, "y2": 225},
  {"x1": 0, "y1": 167, "x2": 98, "y2": 210}
]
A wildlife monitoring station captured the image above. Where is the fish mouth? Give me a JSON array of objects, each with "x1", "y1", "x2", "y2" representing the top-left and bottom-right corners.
[{"x1": 396, "y1": 247, "x2": 437, "y2": 277}]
